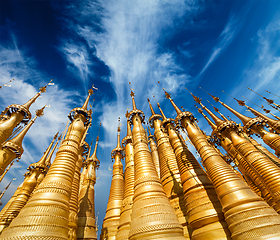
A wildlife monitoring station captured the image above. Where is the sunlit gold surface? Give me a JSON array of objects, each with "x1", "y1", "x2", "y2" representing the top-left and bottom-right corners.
[
  {"x1": 0, "y1": 116, "x2": 37, "y2": 176},
  {"x1": 162, "y1": 115, "x2": 231, "y2": 239},
  {"x1": 167, "y1": 93, "x2": 280, "y2": 240},
  {"x1": 128, "y1": 92, "x2": 185, "y2": 240},
  {"x1": 100, "y1": 128, "x2": 124, "y2": 240},
  {"x1": 0, "y1": 90, "x2": 92, "y2": 239},
  {"x1": 0, "y1": 83, "x2": 48, "y2": 145},
  {"x1": 0, "y1": 133, "x2": 57, "y2": 233},
  {"x1": 148, "y1": 100, "x2": 190, "y2": 239},
  {"x1": 147, "y1": 127, "x2": 160, "y2": 178},
  {"x1": 116, "y1": 120, "x2": 134, "y2": 240},
  {"x1": 77, "y1": 137, "x2": 100, "y2": 240}
]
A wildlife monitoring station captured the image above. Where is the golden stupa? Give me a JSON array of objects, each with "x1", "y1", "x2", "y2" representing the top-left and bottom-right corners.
[{"x1": 1, "y1": 81, "x2": 280, "y2": 240}]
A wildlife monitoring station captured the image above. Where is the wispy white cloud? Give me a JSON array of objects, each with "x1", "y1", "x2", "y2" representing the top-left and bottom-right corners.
[
  {"x1": 60, "y1": 0, "x2": 200, "y2": 149},
  {"x1": 60, "y1": 41, "x2": 93, "y2": 86},
  {"x1": 199, "y1": 14, "x2": 240, "y2": 75},
  {"x1": 0, "y1": 38, "x2": 78, "y2": 203}
]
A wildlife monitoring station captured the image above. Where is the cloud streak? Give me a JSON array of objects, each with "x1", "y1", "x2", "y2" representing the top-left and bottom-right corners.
[{"x1": 199, "y1": 14, "x2": 240, "y2": 75}]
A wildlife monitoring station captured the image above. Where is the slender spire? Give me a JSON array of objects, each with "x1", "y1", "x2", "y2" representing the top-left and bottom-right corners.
[
  {"x1": 68, "y1": 88, "x2": 94, "y2": 124},
  {"x1": 0, "y1": 79, "x2": 14, "y2": 90},
  {"x1": 248, "y1": 87, "x2": 280, "y2": 109},
  {"x1": 21, "y1": 80, "x2": 52, "y2": 112},
  {"x1": 3, "y1": 106, "x2": 45, "y2": 156},
  {"x1": 0, "y1": 161, "x2": 14, "y2": 183},
  {"x1": 127, "y1": 91, "x2": 145, "y2": 123},
  {"x1": 81, "y1": 89, "x2": 94, "y2": 111},
  {"x1": 88, "y1": 135, "x2": 100, "y2": 165},
  {"x1": 0, "y1": 179, "x2": 15, "y2": 200},
  {"x1": 126, "y1": 118, "x2": 132, "y2": 137},
  {"x1": 164, "y1": 88, "x2": 182, "y2": 115},
  {"x1": 45, "y1": 138, "x2": 59, "y2": 167},
  {"x1": 30, "y1": 132, "x2": 58, "y2": 168},
  {"x1": 194, "y1": 105, "x2": 217, "y2": 131},
  {"x1": 147, "y1": 97, "x2": 155, "y2": 115},
  {"x1": 207, "y1": 100, "x2": 228, "y2": 121},
  {"x1": 130, "y1": 91, "x2": 137, "y2": 110},
  {"x1": 157, "y1": 103, "x2": 167, "y2": 120}
]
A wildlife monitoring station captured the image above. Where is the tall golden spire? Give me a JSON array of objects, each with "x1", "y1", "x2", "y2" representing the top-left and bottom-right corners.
[
  {"x1": 116, "y1": 119, "x2": 134, "y2": 240},
  {"x1": 147, "y1": 126, "x2": 160, "y2": 177},
  {"x1": 127, "y1": 91, "x2": 185, "y2": 240},
  {"x1": 0, "y1": 88, "x2": 92, "y2": 239},
  {"x1": 197, "y1": 106, "x2": 276, "y2": 208},
  {"x1": 0, "y1": 80, "x2": 51, "y2": 145},
  {"x1": 158, "y1": 102, "x2": 231, "y2": 240},
  {"x1": 194, "y1": 91, "x2": 280, "y2": 212},
  {"x1": 100, "y1": 122, "x2": 124, "y2": 240},
  {"x1": 246, "y1": 105, "x2": 280, "y2": 133},
  {"x1": 0, "y1": 132, "x2": 58, "y2": 232},
  {"x1": 77, "y1": 135, "x2": 100, "y2": 240},
  {"x1": 148, "y1": 99, "x2": 190, "y2": 239},
  {"x1": 213, "y1": 94, "x2": 280, "y2": 156},
  {"x1": 165, "y1": 89, "x2": 280, "y2": 239},
  {"x1": 0, "y1": 106, "x2": 45, "y2": 176}
]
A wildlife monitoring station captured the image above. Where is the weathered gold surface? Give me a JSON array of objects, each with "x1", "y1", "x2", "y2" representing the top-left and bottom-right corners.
[
  {"x1": 148, "y1": 100, "x2": 190, "y2": 239},
  {"x1": 116, "y1": 120, "x2": 134, "y2": 240},
  {"x1": 128, "y1": 92, "x2": 185, "y2": 240},
  {"x1": 77, "y1": 136, "x2": 100, "y2": 240},
  {"x1": 0, "y1": 90, "x2": 92, "y2": 239},
  {"x1": 166, "y1": 93, "x2": 280, "y2": 240},
  {"x1": 100, "y1": 127, "x2": 124, "y2": 240},
  {"x1": 158, "y1": 104, "x2": 231, "y2": 240}
]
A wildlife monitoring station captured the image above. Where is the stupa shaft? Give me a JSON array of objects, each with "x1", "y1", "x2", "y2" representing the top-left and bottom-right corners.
[{"x1": 128, "y1": 92, "x2": 185, "y2": 240}]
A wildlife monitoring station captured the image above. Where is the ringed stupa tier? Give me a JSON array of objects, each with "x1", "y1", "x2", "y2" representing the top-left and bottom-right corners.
[
  {"x1": 116, "y1": 119, "x2": 134, "y2": 240},
  {"x1": 0, "y1": 89, "x2": 93, "y2": 239},
  {"x1": 147, "y1": 98, "x2": 190, "y2": 239},
  {"x1": 157, "y1": 102, "x2": 231, "y2": 240},
  {"x1": 165, "y1": 89, "x2": 280, "y2": 240},
  {"x1": 100, "y1": 123, "x2": 124, "y2": 240},
  {"x1": 77, "y1": 136, "x2": 100, "y2": 240},
  {"x1": 127, "y1": 91, "x2": 185, "y2": 240},
  {"x1": 0, "y1": 131, "x2": 59, "y2": 233}
]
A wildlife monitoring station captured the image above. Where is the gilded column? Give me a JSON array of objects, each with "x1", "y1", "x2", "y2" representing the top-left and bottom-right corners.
[
  {"x1": 147, "y1": 98, "x2": 190, "y2": 239},
  {"x1": 77, "y1": 136, "x2": 100, "y2": 240},
  {"x1": 100, "y1": 125, "x2": 124, "y2": 240},
  {"x1": 0, "y1": 81, "x2": 50, "y2": 145},
  {"x1": 165, "y1": 90, "x2": 280, "y2": 240},
  {"x1": 68, "y1": 142, "x2": 89, "y2": 240},
  {"x1": 116, "y1": 119, "x2": 134, "y2": 240},
  {"x1": 0, "y1": 89, "x2": 92, "y2": 239},
  {"x1": 147, "y1": 126, "x2": 160, "y2": 178},
  {"x1": 157, "y1": 103, "x2": 231, "y2": 240},
  {"x1": 0, "y1": 132, "x2": 58, "y2": 232},
  {"x1": 128, "y1": 91, "x2": 185, "y2": 240},
  {"x1": 195, "y1": 106, "x2": 273, "y2": 203}
]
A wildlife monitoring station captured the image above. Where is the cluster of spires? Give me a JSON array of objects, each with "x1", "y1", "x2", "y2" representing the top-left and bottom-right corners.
[
  {"x1": 0, "y1": 83, "x2": 100, "y2": 239},
  {"x1": 2, "y1": 81, "x2": 280, "y2": 240},
  {"x1": 100, "y1": 87, "x2": 280, "y2": 240}
]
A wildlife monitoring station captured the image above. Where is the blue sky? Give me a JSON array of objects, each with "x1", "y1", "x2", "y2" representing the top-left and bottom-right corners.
[{"x1": 1, "y1": 0, "x2": 280, "y2": 237}]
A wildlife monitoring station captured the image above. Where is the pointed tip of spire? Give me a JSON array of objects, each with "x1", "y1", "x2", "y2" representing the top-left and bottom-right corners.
[
  {"x1": 81, "y1": 88, "x2": 94, "y2": 111},
  {"x1": 157, "y1": 102, "x2": 167, "y2": 120},
  {"x1": 130, "y1": 90, "x2": 137, "y2": 110},
  {"x1": 147, "y1": 97, "x2": 156, "y2": 115}
]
